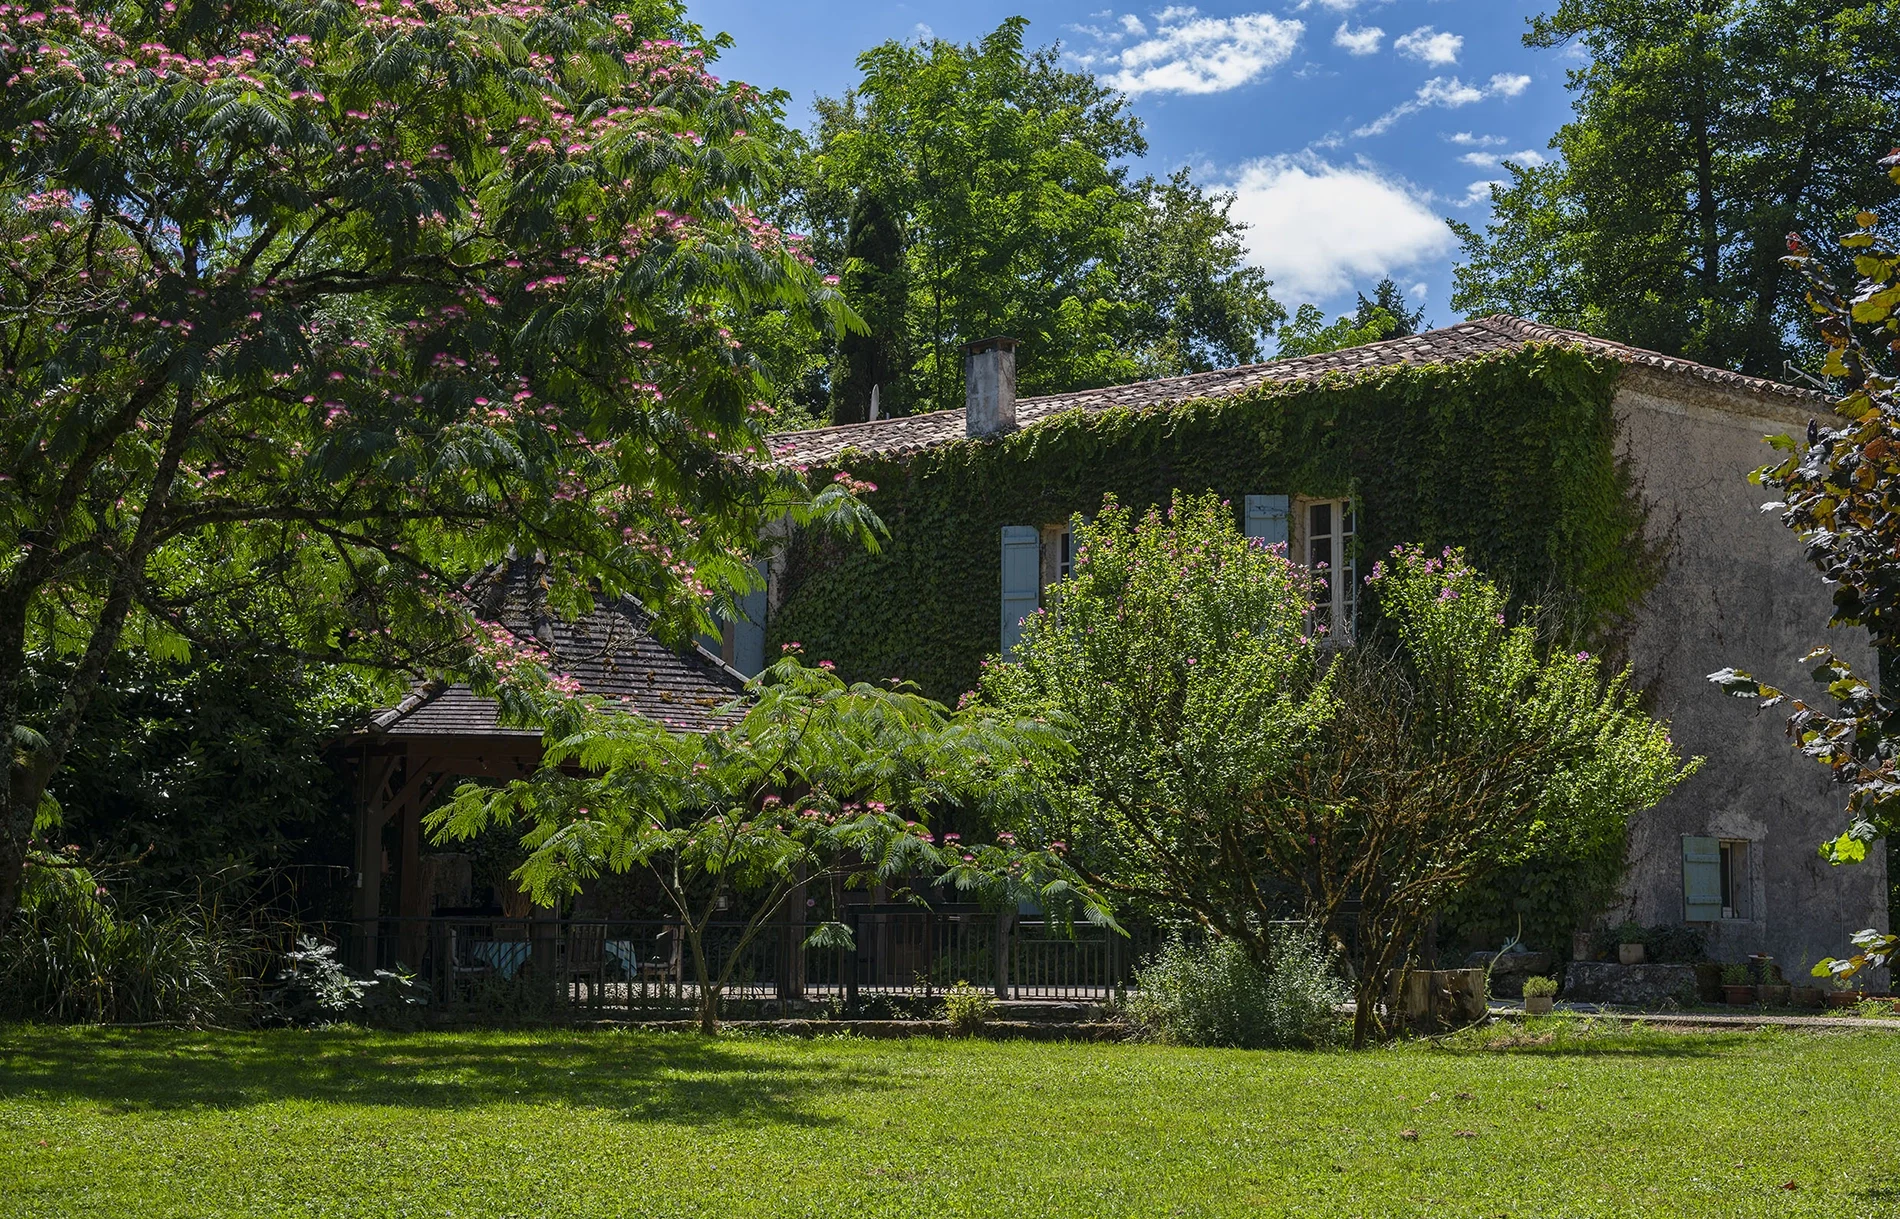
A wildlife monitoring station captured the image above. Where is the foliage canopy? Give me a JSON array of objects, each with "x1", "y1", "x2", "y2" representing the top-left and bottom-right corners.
[
  {"x1": 1450, "y1": 0, "x2": 1900, "y2": 375},
  {"x1": 0, "y1": 0, "x2": 873, "y2": 924}
]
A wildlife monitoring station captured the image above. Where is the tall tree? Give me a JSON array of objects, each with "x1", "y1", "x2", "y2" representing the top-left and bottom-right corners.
[
  {"x1": 1355, "y1": 279, "x2": 1425, "y2": 337},
  {"x1": 1450, "y1": 0, "x2": 1900, "y2": 375},
  {"x1": 830, "y1": 191, "x2": 909, "y2": 423},
  {"x1": 1119, "y1": 169, "x2": 1286, "y2": 376},
  {"x1": 0, "y1": 0, "x2": 874, "y2": 926},
  {"x1": 790, "y1": 20, "x2": 1282, "y2": 410}
]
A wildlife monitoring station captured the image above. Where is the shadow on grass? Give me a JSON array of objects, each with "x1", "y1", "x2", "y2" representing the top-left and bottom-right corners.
[{"x1": 0, "y1": 1026, "x2": 896, "y2": 1128}]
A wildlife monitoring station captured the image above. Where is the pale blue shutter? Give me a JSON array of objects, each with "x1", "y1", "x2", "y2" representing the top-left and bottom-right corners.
[
  {"x1": 1244, "y1": 494, "x2": 1290, "y2": 547},
  {"x1": 1683, "y1": 836, "x2": 1722, "y2": 921},
  {"x1": 1000, "y1": 526, "x2": 1040, "y2": 658},
  {"x1": 732, "y1": 559, "x2": 768, "y2": 677}
]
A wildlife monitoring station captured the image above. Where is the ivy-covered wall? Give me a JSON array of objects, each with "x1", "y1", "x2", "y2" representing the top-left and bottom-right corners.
[{"x1": 771, "y1": 343, "x2": 1651, "y2": 706}]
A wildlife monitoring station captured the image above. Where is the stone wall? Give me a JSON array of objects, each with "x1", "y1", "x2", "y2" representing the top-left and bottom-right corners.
[{"x1": 1613, "y1": 372, "x2": 1888, "y2": 983}]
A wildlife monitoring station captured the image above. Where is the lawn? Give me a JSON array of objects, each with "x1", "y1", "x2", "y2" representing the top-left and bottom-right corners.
[{"x1": 1, "y1": 1019, "x2": 1894, "y2": 1218}]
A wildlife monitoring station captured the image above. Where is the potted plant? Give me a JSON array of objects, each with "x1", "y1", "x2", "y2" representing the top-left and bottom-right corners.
[
  {"x1": 1616, "y1": 922, "x2": 1647, "y2": 965},
  {"x1": 1754, "y1": 955, "x2": 1791, "y2": 1006},
  {"x1": 1522, "y1": 975, "x2": 1558, "y2": 1016},
  {"x1": 1792, "y1": 984, "x2": 1825, "y2": 1008},
  {"x1": 1827, "y1": 982, "x2": 1868, "y2": 1008},
  {"x1": 1721, "y1": 962, "x2": 1757, "y2": 1005}
]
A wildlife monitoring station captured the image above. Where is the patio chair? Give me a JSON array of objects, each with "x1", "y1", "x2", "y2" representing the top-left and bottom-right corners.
[
  {"x1": 640, "y1": 926, "x2": 683, "y2": 987},
  {"x1": 566, "y1": 922, "x2": 608, "y2": 1007}
]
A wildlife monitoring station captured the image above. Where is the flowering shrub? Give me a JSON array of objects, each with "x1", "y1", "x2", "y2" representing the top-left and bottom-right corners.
[{"x1": 985, "y1": 493, "x2": 1692, "y2": 1046}]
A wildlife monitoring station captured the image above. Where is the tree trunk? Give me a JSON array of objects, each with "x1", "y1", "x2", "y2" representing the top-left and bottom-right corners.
[
  {"x1": 688, "y1": 927, "x2": 719, "y2": 1035},
  {"x1": 0, "y1": 598, "x2": 32, "y2": 926}
]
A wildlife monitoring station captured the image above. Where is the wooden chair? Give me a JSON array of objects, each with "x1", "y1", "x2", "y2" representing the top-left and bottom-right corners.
[{"x1": 566, "y1": 922, "x2": 608, "y2": 1007}]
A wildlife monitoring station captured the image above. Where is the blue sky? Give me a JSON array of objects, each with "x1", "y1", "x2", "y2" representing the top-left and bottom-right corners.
[{"x1": 692, "y1": 0, "x2": 1581, "y2": 328}]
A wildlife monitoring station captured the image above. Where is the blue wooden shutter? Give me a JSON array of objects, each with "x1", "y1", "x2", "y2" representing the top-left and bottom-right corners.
[
  {"x1": 1683, "y1": 836, "x2": 1722, "y2": 921},
  {"x1": 1000, "y1": 526, "x2": 1040, "y2": 658},
  {"x1": 731, "y1": 559, "x2": 768, "y2": 677},
  {"x1": 1244, "y1": 494, "x2": 1290, "y2": 547}
]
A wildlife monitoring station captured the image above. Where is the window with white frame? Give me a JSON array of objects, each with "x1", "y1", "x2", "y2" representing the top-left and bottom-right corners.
[{"x1": 1299, "y1": 497, "x2": 1356, "y2": 642}]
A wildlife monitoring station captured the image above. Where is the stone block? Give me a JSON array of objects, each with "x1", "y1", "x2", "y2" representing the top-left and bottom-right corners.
[
  {"x1": 1464, "y1": 951, "x2": 1555, "y2": 999},
  {"x1": 1562, "y1": 961, "x2": 1698, "y2": 1007}
]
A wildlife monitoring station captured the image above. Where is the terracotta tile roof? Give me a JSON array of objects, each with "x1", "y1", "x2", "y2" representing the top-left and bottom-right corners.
[
  {"x1": 367, "y1": 557, "x2": 747, "y2": 739},
  {"x1": 766, "y1": 314, "x2": 1819, "y2": 467}
]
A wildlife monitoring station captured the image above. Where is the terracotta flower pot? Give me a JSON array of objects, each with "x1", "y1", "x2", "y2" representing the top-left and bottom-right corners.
[
  {"x1": 1792, "y1": 986, "x2": 1824, "y2": 1008},
  {"x1": 1524, "y1": 995, "x2": 1554, "y2": 1015},
  {"x1": 1722, "y1": 984, "x2": 1757, "y2": 1005},
  {"x1": 1618, "y1": 942, "x2": 1646, "y2": 965},
  {"x1": 1758, "y1": 984, "x2": 1792, "y2": 1007},
  {"x1": 1826, "y1": 990, "x2": 1865, "y2": 1008}
]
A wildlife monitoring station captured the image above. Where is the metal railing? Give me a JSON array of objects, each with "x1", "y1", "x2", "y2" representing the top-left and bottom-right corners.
[{"x1": 320, "y1": 910, "x2": 1149, "y2": 1019}]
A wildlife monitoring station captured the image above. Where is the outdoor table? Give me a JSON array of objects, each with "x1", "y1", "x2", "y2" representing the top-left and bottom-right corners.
[
  {"x1": 468, "y1": 940, "x2": 531, "y2": 980},
  {"x1": 604, "y1": 940, "x2": 637, "y2": 977}
]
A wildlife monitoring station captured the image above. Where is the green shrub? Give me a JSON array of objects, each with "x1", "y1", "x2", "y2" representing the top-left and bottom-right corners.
[
  {"x1": 941, "y1": 980, "x2": 996, "y2": 1035},
  {"x1": 0, "y1": 851, "x2": 256, "y2": 1025},
  {"x1": 1720, "y1": 962, "x2": 1751, "y2": 985},
  {"x1": 1521, "y1": 975, "x2": 1559, "y2": 999},
  {"x1": 1127, "y1": 925, "x2": 1346, "y2": 1049}
]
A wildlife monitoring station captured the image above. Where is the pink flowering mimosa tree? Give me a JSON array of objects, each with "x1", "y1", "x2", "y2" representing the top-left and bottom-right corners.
[
  {"x1": 428, "y1": 651, "x2": 1114, "y2": 1034},
  {"x1": 0, "y1": 0, "x2": 877, "y2": 923}
]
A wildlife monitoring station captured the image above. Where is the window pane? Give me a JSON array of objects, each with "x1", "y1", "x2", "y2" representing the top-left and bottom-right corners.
[
  {"x1": 1342, "y1": 502, "x2": 1355, "y2": 537},
  {"x1": 1309, "y1": 502, "x2": 1332, "y2": 539}
]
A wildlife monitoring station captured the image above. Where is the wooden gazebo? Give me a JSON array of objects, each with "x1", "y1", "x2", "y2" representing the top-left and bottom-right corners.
[{"x1": 338, "y1": 557, "x2": 748, "y2": 968}]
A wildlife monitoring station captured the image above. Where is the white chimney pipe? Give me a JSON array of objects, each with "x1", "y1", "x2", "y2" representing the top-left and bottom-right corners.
[{"x1": 963, "y1": 337, "x2": 1019, "y2": 437}]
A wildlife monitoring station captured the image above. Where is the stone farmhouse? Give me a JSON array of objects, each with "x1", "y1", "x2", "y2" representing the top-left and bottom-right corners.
[{"x1": 742, "y1": 315, "x2": 1888, "y2": 977}]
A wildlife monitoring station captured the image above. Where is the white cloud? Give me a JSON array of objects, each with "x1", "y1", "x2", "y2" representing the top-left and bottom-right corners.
[
  {"x1": 1457, "y1": 148, "x2": 1545, "y2": 168},
  {"x1": 1457, "y1": 179, "x2": 1504, "y2": 207},
  {"x1": 1332, "y1": 22, "x2": 1383, "y2": 55},
  {"x1": 1353, "y1": 75, "x2": 1523, "y2": 139},
  {"x1": 1299, "y1": 0, "x2": 1373, "y2": 10},
  {"x1": 1487, "y1": 72, "x2": 1531, "y2": 98},
  {"x1": 1224, "y1": 155, "x2": 1455, "y2": 299},
  {"x1": 1394, "y1": 25, "x2": 1462, "y2": 65},
  {"x1": 1446, "y1": 131, "x2": 1508, "y2": 147},
  {"x1": 1407, "y1": 281, "x2": 1428, "y2": 301},
  {"x1": 1103, "y1": 8, "x2": 1306, "y2": 95},
  {"x1": 1120, "y1": 13, "x2": 1147, "y2": 35}
]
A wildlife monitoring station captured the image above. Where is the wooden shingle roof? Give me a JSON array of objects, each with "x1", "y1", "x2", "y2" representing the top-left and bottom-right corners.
[
  {"x1": 367, "y1": 557, "x2": 747, "y2": 739},
  {"x1": 767, "y1": 314, "x2": 1818, "y2": 467}
]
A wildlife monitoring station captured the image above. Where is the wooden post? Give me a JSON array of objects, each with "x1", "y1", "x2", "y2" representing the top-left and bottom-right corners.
[
  {"x1": 395, "y1": 796, "x2": 425, "y2": 969},
  {"x1": 352, "y1": 754, "x2": 399, "y2": 971}
]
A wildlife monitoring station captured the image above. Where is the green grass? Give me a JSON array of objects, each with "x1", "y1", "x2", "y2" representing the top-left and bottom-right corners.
[{"x1": 1, "y1": 1018, "x2": 1894, "y2": 1217}]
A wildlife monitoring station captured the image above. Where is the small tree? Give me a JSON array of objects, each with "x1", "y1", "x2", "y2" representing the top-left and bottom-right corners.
[
  {"x1": 429, "y1": 653, "x2": 1110, "y2": 1034},
  {"x1": 1710, "y1": 151, "x2": 1900, "y2": 981},
  {"x1": 985, "y1": 494, "x2": 1691, "y2": 1045}
]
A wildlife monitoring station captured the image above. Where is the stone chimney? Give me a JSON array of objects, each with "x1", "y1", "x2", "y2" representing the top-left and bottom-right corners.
[{"x1": 963, "y1": 337, "x2": 1019, "y2": 437}]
